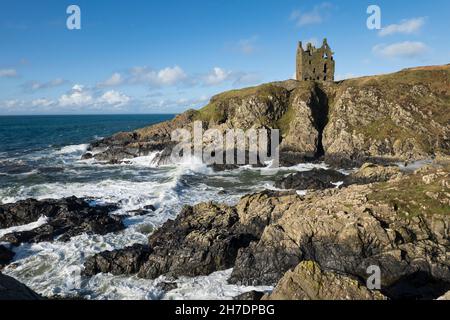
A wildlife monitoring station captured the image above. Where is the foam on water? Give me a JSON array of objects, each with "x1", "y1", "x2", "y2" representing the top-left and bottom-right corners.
[
  {"x1": 55, "y1": 144, "x2": 89, "y2": 155},
  {"x1": 1, "y1": 139, "x2": 338, "y2": 299},
  {"x1": 0, "y1": 216, "x2": 49, "y2": 238}
]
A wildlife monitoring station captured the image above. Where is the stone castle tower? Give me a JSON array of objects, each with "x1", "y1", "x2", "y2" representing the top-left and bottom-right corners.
[{"x1": 296, "y1": 38, "x2": 335, "y2": 82}]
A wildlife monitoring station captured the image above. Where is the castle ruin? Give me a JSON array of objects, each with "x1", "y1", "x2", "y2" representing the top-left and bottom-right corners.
[{"x1": 296, "y1": 38, "x2": 335, "y2": 82}]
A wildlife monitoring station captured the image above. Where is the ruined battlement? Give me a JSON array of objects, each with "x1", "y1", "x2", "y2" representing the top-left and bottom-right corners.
[{"x1": 296, "y1": 38, "x2": 335, "y2": 82}]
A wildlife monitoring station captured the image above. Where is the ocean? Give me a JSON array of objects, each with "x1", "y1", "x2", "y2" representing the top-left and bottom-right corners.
[{"x1": 0, "y1": 114, "x2": 326, "y2": 299}]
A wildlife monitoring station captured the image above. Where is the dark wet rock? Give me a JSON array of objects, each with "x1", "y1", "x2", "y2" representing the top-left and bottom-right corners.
[
  {"x1": 0, "y1": 246, "x2": 14, "y2": 269},
  {"x1": 234, "y1": 291, "x2": 265, "y2": 301},
  {"x1": 137, "y1": 202, "x2": 258, "y2": 279},
  {"x1": 83, "y1": 244, "x2": 152, "y2": 276},
  {"x1": 0, "y1": 197, "x2": 124, "y2": 245},
  {"x1": 210, "y1": 164, "x2": 239, "y2": 172},
  {"x1": 275, "y1": 168, "x2": 346, "y2": 190},
  {"x1": 144, "y1": 205, "x2": 156, "y2": 211},
  {"x1": 0, "y1": 273, "x2": 43, "y2": 300},
  {"x1": 156, "y1": 281, "x2": 178, "y2": 292},
  {"x1": 128, "y1": 209, "x2": 150, "y2": 216},
  {"x1": 81, "y1": 152, "x2": 93, "y2": 160}
]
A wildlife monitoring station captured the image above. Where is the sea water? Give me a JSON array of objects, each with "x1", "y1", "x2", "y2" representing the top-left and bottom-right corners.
[{"x1": 0, "y1": 114, "x2": 325, "y2": 300}]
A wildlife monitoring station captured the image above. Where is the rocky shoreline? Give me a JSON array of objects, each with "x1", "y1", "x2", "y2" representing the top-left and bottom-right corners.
[
  {"x1": 1, "y1": 65, "x2": 449, "y2": 300},
  {"x1": 2, "y1": 160, "x2": 448, "y2": 300},
  {"x1": 79, "y1": 162, "x2": 450, "y2": 300}
]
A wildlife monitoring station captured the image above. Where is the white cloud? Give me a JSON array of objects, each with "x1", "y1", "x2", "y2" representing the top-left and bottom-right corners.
[
  {"x1": 58, "y1": 84, "x2": 93, "y2": 107},
  {"x1": 379, "y1": 17, "x2": 426, "y2": 37},
  {"x1": 290, "y1": 3, "x2": 333, "y2": 27},
  {"x1": 98, "y1": 73, "x2": 123, "y2": 87},
  {"x1": 24, "y1": 78, "x2": 66, "y2": 91},
  {"x1": 31, "y1": 98, "x2": 55, "y2": 107},
  {"x1": 130, "y1": 65, "x2": 188, "y2": 87},
  {"x1": 203, "y1": 67, "x2": 232, "y2": 86},
  {"x1": 373, "y1": 41, "x2": 429, "y2": 59},
  {"x1": 0, "y1": 69, "x2": 18, "y2": 78},
  {"x1": 97, "y1": 90, "x2": 130, "y2": 107}
]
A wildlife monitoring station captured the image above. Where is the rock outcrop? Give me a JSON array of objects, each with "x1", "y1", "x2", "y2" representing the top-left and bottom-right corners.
[
  {"x1": 0, "y1": 273, "x2": 42, "y2": 300},
  {"x1": 83, "y1": 65, "x2": 450, "y2": 168},
  {"x1": 262, "y1": 261, "x2": 385, "y2": 300},
  {"x1": 83, "y1": 164, "x2": 450, "y2": 299},
  {"x1": 0, "y1": 246, "x2": 14, "y2": 269},
  {"x1": 83, "y1": 244, "x2": 151, "y2": 276},
  {"x1": 275, "y1": 168, "x2": 345, "y2": 190},
  {"x1": 0, "y1": 197, "x2": 124, "y2": 245}
]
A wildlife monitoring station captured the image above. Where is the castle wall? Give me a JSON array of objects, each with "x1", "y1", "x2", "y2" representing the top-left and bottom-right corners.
[{"x1": 296, "y1": 40, "x2": 335, "y2": 82}]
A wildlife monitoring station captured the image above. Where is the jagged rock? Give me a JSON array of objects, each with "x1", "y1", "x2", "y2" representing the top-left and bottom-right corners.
[
  {"x1": 262, "y1": 261, "x2": 386, "y2": 300},
  {"x1": 0, "y1": 197, "x2": 124, "y2": 245},
  {"x1": 137, "y1": 202, "x2": 257, "y2": 279},
  {"x1": 83, "y1": 244, "x2": 151, "y2": 276},
  {"x1": 0, "y1": 246, "x2": 14, "y2": 269},
  {"x1": 0, "y1": 273, "x2": 42, "y2": 300},
  {"x1": 323, "y1": 66, "x2": 450, "y2": 165},
  {"x1": 230, "y1": 166, "x2": 450, "y2": 300},
  {"x1": 84, "y1": 66, "x2": 450, "y2": 167},
  {"x1": 156, "y1": 282, "x2": 178, "y2": 293},
  {"x1": 234, "y1": 291, "x2": 265, "y2": 301},
  {"x1": 438, "y1": 291, "x2": 450, "y2": 300},
  {"x1": 275, "y1": 168, "x2": 346, "y2": 190},
  {"x1": 144, "y1": 205, "x2": 156, "y2": 211},
  {"x1": 81, "y1": 165, "x2": 449, "y2": 300},
  {"x1": 344, "y1": 163, "x2": 403, "y2": 185}
]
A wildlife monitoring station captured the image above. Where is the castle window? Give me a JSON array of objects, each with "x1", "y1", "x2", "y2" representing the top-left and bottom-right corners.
[
  {"x1": 324, "y1": 63, "x2": 327, "y2": 73},
  {"x1": 309, "y1": 61, "x2": 311, "y2": 65}
]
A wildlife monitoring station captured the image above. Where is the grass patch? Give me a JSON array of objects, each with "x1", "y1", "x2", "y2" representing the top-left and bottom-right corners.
[{"x1": 368, "y1": 169, "x2": 450, "y2": 218}]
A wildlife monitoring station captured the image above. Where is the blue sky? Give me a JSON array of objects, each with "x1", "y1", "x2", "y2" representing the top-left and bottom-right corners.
[{"x1": 1, "y1": 0, "x2": 449, "y2": 115}]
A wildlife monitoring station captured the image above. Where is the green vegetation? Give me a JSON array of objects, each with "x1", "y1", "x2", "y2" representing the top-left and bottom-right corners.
[
  {"x1": 194, "y1": 83, "x2": 288, "y2": 124},
  {"x1": 368, "y1": 166, "x2": 450, "y2": 218}
]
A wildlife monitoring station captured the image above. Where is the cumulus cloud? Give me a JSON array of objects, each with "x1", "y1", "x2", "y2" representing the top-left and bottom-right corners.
[
  {"x1": 23, "y1": 78, "x2": 67, "y2": 91},
  {"x1": 0, "y1": 69, "x2": 18, "y2": 78},
  {"x1": 203, "y1": 67, "x2": 232, "y2": 86},
  {"x1": 31, "y1": 98, "x2": 55, "y2": 107},
  {"x1": 58, "y1": 84, "x2": 94, "y2": 107},
  {"x1": 129, "y1": 65, "x2": 188, "y2": 87},
  {"x1": 379, "y1": 17, "x2": 426, "y2": 37},
  {"x1": 290, "y1": 2, "x2": 333, "y2": 27},
  {"x1": 373, "y1": 41, "x2": 429, "y2": 59},
  {"x1": 97, "y1": 90, "x2": 130, "y2": 107},
  {"x1": 98, "y1": 73, "x2": 123, "y2": 87}
]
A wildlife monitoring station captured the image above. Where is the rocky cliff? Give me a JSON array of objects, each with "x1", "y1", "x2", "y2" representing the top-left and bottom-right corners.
[{"x1": 84, "y1": 65, "x2": 450, "y2": 167}]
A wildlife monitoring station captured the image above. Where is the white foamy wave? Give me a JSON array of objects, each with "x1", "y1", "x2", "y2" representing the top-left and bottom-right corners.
[
  {"x1": 169, "y1": 155, "x2": 213, "y2": 175},
  {"x1": 0, "y1": 216, "x2": 49, "y2": 238},
  {"x1": 125, "y1": 153, "x2": 161, "y2": 168},
  {"x1": 55, "y1": 144, "x2": 88, "y2": 155},
  {"x1": 164, "y1": 269, "x2": 273, "y2": 300},
  {"x1": 1, "y1": 178, "x2": 181, "y2": 217}
]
